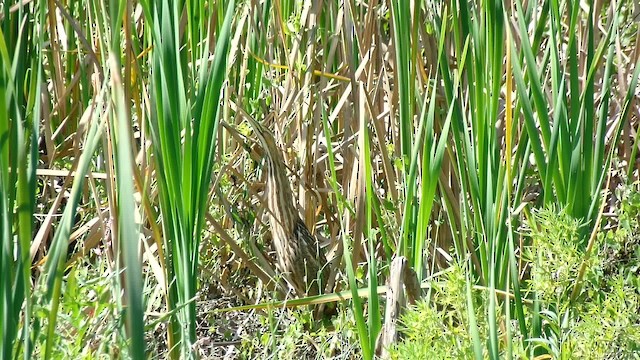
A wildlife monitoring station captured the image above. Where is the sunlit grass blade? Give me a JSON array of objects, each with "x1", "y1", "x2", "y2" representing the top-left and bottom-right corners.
[
  {"x1": 109, "y1": 52, "x2": 146, "y2": 358},
  {"x1": 391, "y1": 0, "x2": 416, "y2": 260},
  {"x1": 0, "y1": 3, "x2": 43, "y2": 356}
]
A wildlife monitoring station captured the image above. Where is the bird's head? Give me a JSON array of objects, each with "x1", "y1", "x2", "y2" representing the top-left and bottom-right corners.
[{"x1": 245, "y1": 113, "x2": 282, "y2": 163}]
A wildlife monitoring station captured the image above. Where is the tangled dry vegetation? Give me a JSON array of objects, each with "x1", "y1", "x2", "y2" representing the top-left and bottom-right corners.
[{"x1": 2, "y1": 0, "x2": 640, "y2": 359}]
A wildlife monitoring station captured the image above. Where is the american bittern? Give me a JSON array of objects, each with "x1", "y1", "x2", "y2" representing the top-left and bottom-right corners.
[{"x1": 245, "y1": 114, "x2": 328, "y2": 297}]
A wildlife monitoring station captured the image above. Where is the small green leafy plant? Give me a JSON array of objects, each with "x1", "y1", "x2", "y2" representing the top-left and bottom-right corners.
[{"x1": 391, "y1": 193, "x2": 640, "y2": 359}]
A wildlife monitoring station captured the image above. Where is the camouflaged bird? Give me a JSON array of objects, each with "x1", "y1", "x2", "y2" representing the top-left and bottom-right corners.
[{"x1": 246, "y1": 113, "x2": 328, "y2": 297}]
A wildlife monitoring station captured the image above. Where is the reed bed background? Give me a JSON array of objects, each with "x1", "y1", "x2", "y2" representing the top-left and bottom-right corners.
[{"x1": 1, "y1": 0, "x2": 639, "y2": 358}]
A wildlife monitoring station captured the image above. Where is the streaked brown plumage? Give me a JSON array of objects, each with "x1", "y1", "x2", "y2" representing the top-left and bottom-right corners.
[{"x1": 246, "y1": 113, "x2": 328, "y2": 297}]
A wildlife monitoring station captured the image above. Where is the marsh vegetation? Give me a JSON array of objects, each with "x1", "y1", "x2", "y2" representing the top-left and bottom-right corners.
[{"x1": 1, "y1": 0, "x2": 640, "y2": 358}]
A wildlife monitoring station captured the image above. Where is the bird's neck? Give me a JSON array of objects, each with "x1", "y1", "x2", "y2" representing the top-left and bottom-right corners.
[{"x1": 266, "y1": 155, "x2": 298, "y2": 233}]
